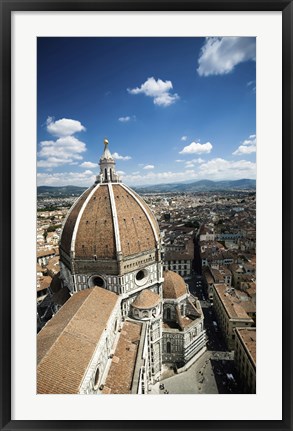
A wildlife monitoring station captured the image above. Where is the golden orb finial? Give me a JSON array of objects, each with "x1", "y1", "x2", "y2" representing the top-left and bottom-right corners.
[{"x1": 104, "y1": 138, "x2": 109, "y2": 146}]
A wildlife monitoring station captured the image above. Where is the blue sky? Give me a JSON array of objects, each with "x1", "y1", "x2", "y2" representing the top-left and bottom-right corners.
[{"x1": 37, "y1": 37, "x2": 256, "y2": 187}]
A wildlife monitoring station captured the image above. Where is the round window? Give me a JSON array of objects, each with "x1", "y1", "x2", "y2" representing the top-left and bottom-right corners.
[
  {"x1": 89, "y1": 275, "x2": 104, "y2": 288},
  {"x1": 135, "y1": 269, "x2": 148, "y2": 286}
]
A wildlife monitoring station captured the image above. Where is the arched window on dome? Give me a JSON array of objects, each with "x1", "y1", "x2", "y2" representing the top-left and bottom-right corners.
[
  {"x1": 166, "y1": 341, "x2": 171, "y2": 353},
  {"x1": 104, "y1": 168, "x2": 108, "y2": 181},
  {"x1": 110, "y1": 168, "x2": 113, "y2": 182},
  {"x1": 166, "y1": 308, "x2": 171, "y2": 320}
]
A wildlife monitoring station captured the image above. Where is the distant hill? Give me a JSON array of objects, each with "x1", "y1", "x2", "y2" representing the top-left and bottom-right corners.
[
  {"x1": 37, "y1": 185, "x2": 87, "y2": 197},
  {"x1": 133, "y1": 179, "x2": 256, "y2": 194},
  {"x1": 37, "y1": 179, "x2": 255, "y2": 197}
]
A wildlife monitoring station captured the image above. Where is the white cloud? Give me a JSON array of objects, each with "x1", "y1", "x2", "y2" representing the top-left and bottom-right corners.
[
  {"x1": 37, "y1": 170, "x2": 95, "y2": 186},
  {"x1": 112, "y1": 152, "x2": 132, "y2": 161},
  {"x1": 143, "y1": 165, "x2": 155, "y2": 170},
  {"x1": 247, "y1": 80, "x2": 256, "y2": 93},
  {"x1": 198, "y1": 158, "x2": 256, "y2": 180},
  {"x1": 153, "y1": 93, "x2": 179, "y2": 107},
  {"x1": 128, "y1": 77, "x2": 179, "y2": 107},
  {"x1": 233, "y1": 134, "x2": 256, "y2": 155},
  {"x1": 197, "y1": 37, "x2": 256, "y2": 77},
  {"x1": 118, "y1": 116, "x2": 131, "y2": 122},
  {"x1": 123, "y1": 170, "x2": 197, "y2": 186},
  {"x1": 121, "y1": 158, "x2": 255, "y2": 186},
  {"x1": 38, "y1": 158, "x2": 255, "y2": 187},
  {"x1": 80, "y1": 161, "x2": 99, "y2": 168},
  {"x1": 46, "y1": 117, "x2": 86, "y2": 137},
  {"x1": 181, "y1": 136, "x2": 188, "y2": 141},
  {"x1": 38, "y1": 135, "x2": 86, "y2": 168},
  {"x1": 175, "y1": 159, "x2": 184, "y2": 163},
  {"x1": 118, "y1": 115, "x2": 136, "y2": 123},
  {"x1": 185, "y1": 158, "x2": 205, "y2": 167},
  {"x1": 179, "y1": 141, "x2": 213, "y2": 154}
]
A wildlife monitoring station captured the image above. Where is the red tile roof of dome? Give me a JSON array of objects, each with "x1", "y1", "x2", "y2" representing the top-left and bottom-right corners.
[
  {"x1": 132, "y1": 289, "x2": 161, "y2": 309},
  {"x1": 163, "y1": 270, "x2": 187, "y2": 299},
  {"x1": 59, "y1": 183, "x2": 160, "y2": 261}
]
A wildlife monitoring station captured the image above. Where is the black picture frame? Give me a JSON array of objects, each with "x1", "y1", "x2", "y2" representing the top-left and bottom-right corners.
[{"x1": 1, "y1": 1, "x2": 292, "y2": 430}]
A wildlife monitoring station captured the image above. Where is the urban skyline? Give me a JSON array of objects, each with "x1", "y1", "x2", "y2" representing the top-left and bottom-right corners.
[{"x1": 37, "y1": 37, "x2": 256, "y2": 187}]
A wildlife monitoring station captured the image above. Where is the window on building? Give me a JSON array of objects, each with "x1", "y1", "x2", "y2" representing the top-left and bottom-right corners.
[
  {"x1": 166, "y1": 341, "x2": 171, "y2": 353},
  {"x1": 166, "y1": 308, "x2": 171, "y2": 320},
  {"x1": 89, "y1": 275, "x2": 104, "y2": 288}
]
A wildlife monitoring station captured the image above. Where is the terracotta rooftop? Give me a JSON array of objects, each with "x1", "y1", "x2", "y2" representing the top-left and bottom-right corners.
[
  {"x1": 59, "y1": 186, "x2": 94, "y2": 256},
  {"x1": 213, "y1": 284, "x2": 254, "y2": 321},
  {"x1": 164, "y1": 239, "x2": 194, "y2": 261},
  {"x1": 102, "y1": 320, "x2": 142, "y2": 394},
  {"x1": 174, "y1": 301, "x2": 201, "y2": 330},
  {"x1": 74, "y1": 184, "x2": 116, "y2": 259},
  {"x1": 113, "y1": 184, "x2": 158, "y2": 256},
  {"x1": 37, "y1": 248, "x2": 57, "y2": 258},
  {"x1": 235, "y1": 328, "x2": 256, "y2": 366},
  {"x1": 37, "y1": 276, "x2": 52, "y2": 292},
  {"x1": 132, "y1": 289, "x2": 161, "y2": 309},
  {"x1": 163, "y1": 270, "x2": 187, "y2": 299},
  {"x1": 37, "y1": 287, "x2": 119, "y2": 394},
  {"x1": 36, "y1": 263, "x2": 43, "y2": 273}
]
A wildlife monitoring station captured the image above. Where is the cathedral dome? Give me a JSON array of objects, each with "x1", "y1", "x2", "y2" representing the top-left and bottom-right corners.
[
  {"x1": 59, "y1": 140, "x2": 160, "y2": 270},
  {"x1": 163, "y1": 270, "x2": 188, "y2": 299},
  {"x1": 132, "y1": 289, "x2": 161, "y2": 309}
]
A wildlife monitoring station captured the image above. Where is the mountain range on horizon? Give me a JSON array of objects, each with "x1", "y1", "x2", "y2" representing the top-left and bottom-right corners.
[{"x1": 37, "y1": 178, "x2": 256, "y2": 197}]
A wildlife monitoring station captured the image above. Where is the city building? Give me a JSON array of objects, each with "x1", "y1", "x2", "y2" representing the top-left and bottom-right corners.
[
  {"x1": 163, "y1": 230, "x2": 194, "y2": 278},
  {"x1": 212, "y1": 284, "x2": 254, "y2": 350},
  {"x1": 37, "y1": 248, "x2": 58, "y2": 266},
  {"x1": 234, "y1": 328, "x2": 256, "y2": 393},
  {"x1": 37, "y1": 140, "x2": 206, "y2": 394}
]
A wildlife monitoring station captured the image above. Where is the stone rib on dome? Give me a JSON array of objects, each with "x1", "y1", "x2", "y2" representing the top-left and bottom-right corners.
[
  {"x1": 132, "y1": 289, "x2": 160, "y2": 309},
  {"x1": 163, "y1": 270, "x2": 187, "y2": 299}
]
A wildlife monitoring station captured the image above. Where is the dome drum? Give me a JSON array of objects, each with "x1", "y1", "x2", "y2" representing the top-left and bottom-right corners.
[
  {"x1": 132, "y1": 307, "x2": 160, "y2": 321},
  {"x1": 71, "y1": 257, "x2": 120, "y2": 276}
]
